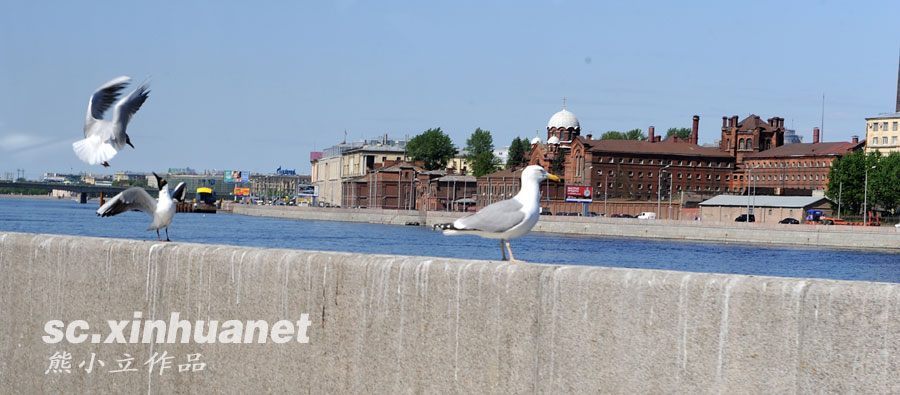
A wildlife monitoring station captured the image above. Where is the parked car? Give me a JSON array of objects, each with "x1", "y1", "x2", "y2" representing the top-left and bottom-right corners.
[
  {"x1": 637, "y1": 212, "x2": 657, "y2": 220},
  {"x1": 734, "y1": 214, "x2": 756, "y2": 222},
  {"x1": 611, "y1": 213, "x2": 635, "y2": 218},
  {"x1": 779, "y1": 217, "x2": 799, "y2": 224}
]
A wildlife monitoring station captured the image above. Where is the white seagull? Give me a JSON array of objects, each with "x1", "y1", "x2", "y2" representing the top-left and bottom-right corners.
[
  {"x1": 434, "y1": 165, "x2": 560, "y2": 261},
  {"x1": 73, "y1": 76, "x2": 150, "y2": 167},
  {"x1": 97, "y1": 173, "x2": 186, "y2": 241}
]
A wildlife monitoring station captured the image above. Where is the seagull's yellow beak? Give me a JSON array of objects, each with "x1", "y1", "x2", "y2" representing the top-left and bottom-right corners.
[{"x1": 547, "y1": 174, "x2": 560, "y2": 182}]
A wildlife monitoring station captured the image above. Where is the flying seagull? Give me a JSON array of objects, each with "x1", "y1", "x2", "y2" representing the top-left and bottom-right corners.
[
  {"x1": 97, "y1": 173, "x2": 186, "y2": 241},
  {"x1": 434, "y1": 165, "x2": 559, "y2": 261},
  {"x1": 73, "y1": 76, "x2": 150, "y2": 167}
]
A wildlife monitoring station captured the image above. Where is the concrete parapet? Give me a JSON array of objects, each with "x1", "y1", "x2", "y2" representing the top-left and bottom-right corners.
[{"x1": 1, "y1": 232, "x2": 897, "y2": 392}]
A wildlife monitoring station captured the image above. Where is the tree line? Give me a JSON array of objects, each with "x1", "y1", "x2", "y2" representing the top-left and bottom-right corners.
[
  {"x1": 404, "y1": 128, "x2": 534, "y2": 177},
  {"x1": 404, "y1": 125, "x2": 698, "y2": 177},
  {"x1": 826, "y1": 151, "x2": 900, "y2": 214}
]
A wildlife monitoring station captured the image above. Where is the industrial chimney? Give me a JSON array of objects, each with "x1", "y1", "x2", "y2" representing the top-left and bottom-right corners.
[
  {"x1": 813, "y1": 127, "x2": 820, "y2": 144},
  {"x1": 648, "y1": 126, "x2": 655, "y2": 143},
  {"x1": 691, "y1": 115, "x2": 700, "y2": 145},
  {"x1": 852, "y1": 135, "x2": 859, "y2": 144}
]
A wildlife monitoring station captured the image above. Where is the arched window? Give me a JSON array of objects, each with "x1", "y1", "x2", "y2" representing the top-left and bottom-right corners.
[
  {"x1": 739, "y1": 138, "x2": 745, "y2": 149},
  {"x1": 746, "y1": 138, "x2": 753, "y2": 150}
]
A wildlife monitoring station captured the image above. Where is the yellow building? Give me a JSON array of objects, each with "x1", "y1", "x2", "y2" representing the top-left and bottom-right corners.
[
  {"x1": 866, "y1": 57, "x2": 900, "y2": 154},
  {"x1": 865, "y1": 112, "x2": 900, "y2": 154},
  {"x1": 310, "y1": 136, "x2": 408, "y2": 206}
]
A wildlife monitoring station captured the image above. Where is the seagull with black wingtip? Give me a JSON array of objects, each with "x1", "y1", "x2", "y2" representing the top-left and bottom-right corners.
[
  {"x1": 73, "y1": 76, "x2": 150, "y2": 167},
  {"x1": 434, "y1": 165, "x2": 560, "y2": 261},
  {"x1": 97, "y1": 173, "x2": 186, "y2": 241}
]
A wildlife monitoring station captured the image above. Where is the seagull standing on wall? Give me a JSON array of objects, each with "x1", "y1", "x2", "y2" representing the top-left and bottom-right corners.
[
  {"x1": 97, "y1": 173, "x2": 186, "y2": 241},
  {"x1": 434, "y1": 165, "x2": 559, "y2": 261},
  {"x1": 73, "y1": 76, "x2": 150, "y2": 167}
]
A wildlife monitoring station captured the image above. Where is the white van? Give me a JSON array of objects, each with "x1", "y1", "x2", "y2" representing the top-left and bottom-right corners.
[{"x1": 637, "y1": 212, "x2": 657, "y2": 220}]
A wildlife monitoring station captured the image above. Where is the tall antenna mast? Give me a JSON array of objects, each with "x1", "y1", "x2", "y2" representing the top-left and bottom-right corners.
[
  {"x1": 820, "y1": 93, "x2": 825, "y2": 142},
  {"x1": 896, "y1": 47, "x2": 900, "y2": 113}
]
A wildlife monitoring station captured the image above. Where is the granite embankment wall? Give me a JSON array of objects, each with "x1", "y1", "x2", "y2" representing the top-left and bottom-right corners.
[
  {"x1": 232, "y1": 205, "x2": 900, "y2": 250},
  {"x1": 1, "y1": 232, "x2": 897, "y2": 393}
]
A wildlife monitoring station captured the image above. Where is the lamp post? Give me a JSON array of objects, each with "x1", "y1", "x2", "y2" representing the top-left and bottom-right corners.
[
  {"x1": 657, "y1": 164, "x2": 671, "y2": 218},
  {"x1": 863, "y1": 164, "x2": 876, "y2": 225},
  {"x1": 745, "y1": 166, "x2": 752, "y2": 219},
  {"x1": 603, "y1": 171, "x2": 608, "y2": 215}
]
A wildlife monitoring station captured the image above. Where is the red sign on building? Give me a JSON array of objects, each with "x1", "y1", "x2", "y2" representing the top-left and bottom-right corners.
[{"x1": 565, "y1": 185, "x2": 593, "y2": 203}]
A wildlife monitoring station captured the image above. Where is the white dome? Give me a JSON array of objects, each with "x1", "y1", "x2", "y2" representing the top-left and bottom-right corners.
[
  {"x1": 547, "y1": 109, "x2": 580, "y2": 129},
  {"x1": 547, "y1": 135, "x2": 560, "y2": 145},
  {"x1": 530, "y1": 136, "x2": 542, "y2": 145}
]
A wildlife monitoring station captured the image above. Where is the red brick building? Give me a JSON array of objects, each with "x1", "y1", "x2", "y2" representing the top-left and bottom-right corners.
[
  {"x1": 491, "y1": 108, "x2": 736, "y2": 216},
  {"x1": 741, "y1": 132, "x2": 863, "y2": 194},
  {"x1": 421, "y1": 174, "x2": 478, "y2": 212},
  {"x1": 342, "y1": 162, "x2": 432, "y2": 209}
]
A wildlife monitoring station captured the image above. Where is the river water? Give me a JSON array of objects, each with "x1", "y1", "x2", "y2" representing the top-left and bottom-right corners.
[{"x1": 1, "y1": 197, "x2": 897, "y2": 283}]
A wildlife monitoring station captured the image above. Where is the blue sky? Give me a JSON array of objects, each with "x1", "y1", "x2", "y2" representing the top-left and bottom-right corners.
[{"x1": 1, "y1": 0, "x2": 898, "y2": 178}]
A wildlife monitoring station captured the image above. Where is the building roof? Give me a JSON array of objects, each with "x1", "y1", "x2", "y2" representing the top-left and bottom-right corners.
[
  {"x1": 478, "y1": 167, "x2": 524, "y2": 179},
  {"x1": 699, "y1": 195, "x2": 830, "y2": 208},
  {"x1": 436, "y1": 175, "x2": 477, "y2": 183},
  {"x1": 742, "y1": 141, "x2": 862, "y2": 159},
  {"x1": 583, "y1": 139, "x2": 733, "y2": 158},
  {"x1": 735, "y1": 114, "x2": 778, "y2": 132},
  {"x1": 865, "y1": 112, "x2": 900, "y2": 120},
  {"x1": 547, "y1": 108, "x2": 580, "y2": 129}
]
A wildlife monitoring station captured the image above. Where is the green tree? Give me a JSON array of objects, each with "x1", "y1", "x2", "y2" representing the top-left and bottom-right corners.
[
  {"x1": 601, "y1": 129, "x2": 645, "y2": 140},
  {"x1": 505, "y1": 137, "x2": 533, "y2": 169},
  {"x1": 600, "y1": 131, "x2": 625, "y2": 140},
  {"x1": 825, "y1": 151, "x2": 899, "y2": 215},
  {"x1": 870, "y1": 152, "x2": 900, "y2": 212},
  {"x1": 666, "y1": 127, "x2": 692, "y2": 140},
  {"x1": 624, "y1": 128, "x2": 645, "y2": 140},
  {"x1": 466, "y1": 128, "x2": 499, "y2": 177},
  {"x1": 506, "y1": 137, "x2": 524, "y2": 169},
  {"x1": 405, "y1": 128, "x2": 457, "y2": 171}
]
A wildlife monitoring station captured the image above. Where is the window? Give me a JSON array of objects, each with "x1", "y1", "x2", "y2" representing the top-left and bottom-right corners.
[
  {"x1": 883, "y1": 137, "x2": 889, "y2": 145},
  {"x1": 871, "y1": 123, "x2": 877, "y2": 131},
  {"x1": 893, "y1": 136, "x2": 898, "y2": 144},
  {"x1": 638, "y1": 172, "x2": 643, "y2": 178},
  {"x1": 873, "y1": 138, "x2": 879, "y2": 145},
  {"x1": 893, "y1": 122, "x2": 898, "y2": 131},
  {"x1": 597, "y1": 170, "x2": 603, "y2": 175},
  {"x1": 883, "y1": 122, "x2": 889, "y2": 130}
]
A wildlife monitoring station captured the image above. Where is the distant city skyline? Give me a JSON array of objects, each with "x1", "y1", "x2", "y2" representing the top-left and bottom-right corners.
[{"x1": 2, "y1": 1, "x2": 899, "y2": 178}]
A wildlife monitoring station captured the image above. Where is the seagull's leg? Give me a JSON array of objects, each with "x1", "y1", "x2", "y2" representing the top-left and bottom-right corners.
[
  {"x1": 505, "y1": 240, "x2": 517, "y2": 262},
  {"x1": 500, "y1": 239, "x2": 507, "y2": 261},
  {"x1": 156, "y1": 229, "x2": 161, "y2": 241},
  {"x1": 165, "y1": 227, "x2": 171, "y2": 242}
]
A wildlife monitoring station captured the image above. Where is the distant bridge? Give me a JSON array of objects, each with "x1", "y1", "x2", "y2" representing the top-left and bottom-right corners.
[{"x1": 0, "y1": 181, "x2": 156, "y2": 203}]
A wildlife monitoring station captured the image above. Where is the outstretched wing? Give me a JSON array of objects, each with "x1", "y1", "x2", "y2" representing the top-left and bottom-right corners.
[
  {"x1": 85, "y1": 76, "x2": 131, "y2": 129},
  {"x1": 452, "y1": 198, "x2": 525, "y2": 234},
  {"x1": 170, "y1": 182, "x2": 187, "y2": 202},
  {"x1": 97, "y1": 187, "x2": 156, "y2": 217},
  {"x1": 112, "y1": 81, "x2": 150, "y2": 128}
]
